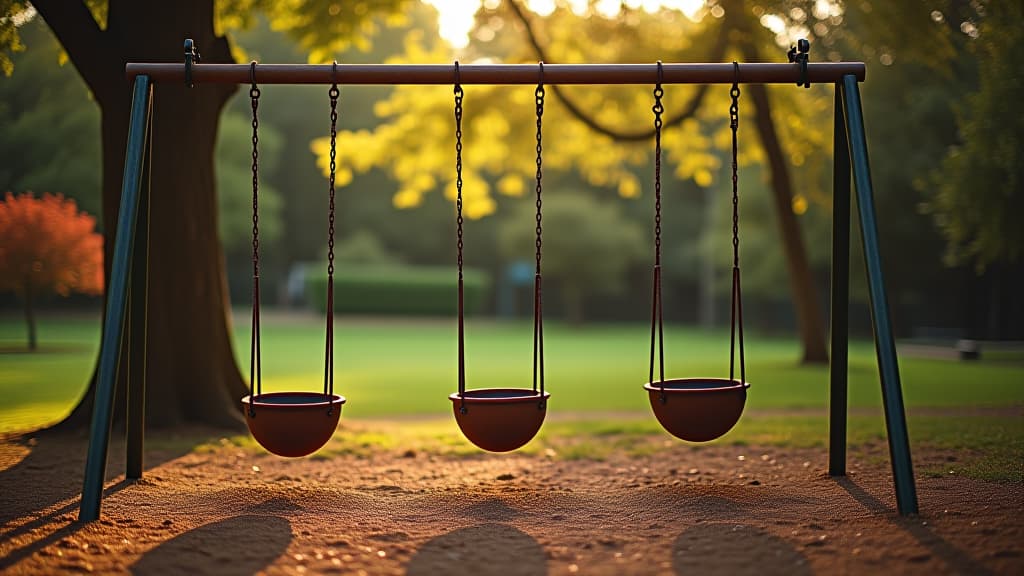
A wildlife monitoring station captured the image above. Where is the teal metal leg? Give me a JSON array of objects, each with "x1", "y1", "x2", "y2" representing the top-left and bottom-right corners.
[
  {"x1": 829, "y1": 83, "x2": 851, "y2": 476},
  {"x1": 841, "y1": 74, "x2": 919, "y2": 515},
  {"x1": 126, "y1": 118, "x2": 152, "y2": 480},
  {"x1": 79, "y1": 75, "x2": 153, "y2": 522}
]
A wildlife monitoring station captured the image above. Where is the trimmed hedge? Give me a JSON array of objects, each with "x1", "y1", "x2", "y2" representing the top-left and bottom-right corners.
[{"x1": 306, "y1": 265, "x2": 491, "y2": 316}]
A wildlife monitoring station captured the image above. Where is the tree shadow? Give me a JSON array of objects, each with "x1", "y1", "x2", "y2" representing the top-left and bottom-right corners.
[
  {"x1": 130, "y1": 514, "x2": 292, "y2": 576},
  {"x1": 406, "y1": 523, "x2": 547, "y2": 576},
  {"x1": 0, "y1": 429, "x2": 195, "y2": 569},
  {"x1": 672, "y1": 523, "x2": 811, "y2": 576},
  {"x1": 834, "y1": 477, "x2": 993, "y2": 575}
]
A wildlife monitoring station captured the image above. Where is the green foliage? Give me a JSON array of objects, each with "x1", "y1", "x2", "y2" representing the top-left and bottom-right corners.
[
  {"x1": 929, "y1": 1, "x2": 1024, "y2": 269},
  {"x1": 498, "y1": 191, "x2": 645, "y2": 322},
  {"x1": 332, "y1": 229, "x2": 402, "y2": 265},
  {"x1": 215, "y1": 110, "x2": 284, "y2": 252},
  {"x1": 0, "y1": 0, "x2": 29, "y2": 75},
  {"x1": 0, "y1": 18, "x2": 101, "y2": 218},
  {"x1": 219, "y1": 0, "x2": 411, "y2": 62},
  {"x1": 305, "y1": 265, "x2": 490, "y2": 316}
]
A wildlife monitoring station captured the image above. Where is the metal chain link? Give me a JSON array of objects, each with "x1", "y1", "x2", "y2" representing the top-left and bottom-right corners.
[
  {"x1": 730, "y1": 71, "x2": 740, "y2": 268},
  {"x1": 652, "y1": 63, "x2": 664, "y2": 267},
  {"x1": 533, "y1": 62, "x2": 546, "y2": 402},
  {"x1": 729, "y1": 61, "x2": 746, "y2": 386},
  {"x1": 650, "y1": 61, "x2": 666, "y2": 398},
  {"x1": 328, "y1": 81, "x2": 339, "y2": 277},
  {"x1": 455, "y1": 80, "x2": 464, "y2": 278},
  {"x1": 250, "y1": 66, "x2": 261, "y2": 279},
  {"x1": 248, "y1": 62, "x2": 261, "y2": 416},
  {"x1": 325, "y1": 66, "x2": 340, "y2": 410},
  {"x1": 534, "y1": 65, "x2": 544, "y2": 273},
  {"x1": 454, "y1": 62, "x2": 467, "y2": 412}
]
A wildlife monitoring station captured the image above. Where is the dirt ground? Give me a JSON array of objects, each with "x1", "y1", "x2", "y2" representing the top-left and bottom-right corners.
[{"x1": 1, "y1": 421, "x2": 1022, "y2": 575}]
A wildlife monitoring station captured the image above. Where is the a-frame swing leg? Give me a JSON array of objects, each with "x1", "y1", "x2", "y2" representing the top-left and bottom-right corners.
[
  {"x1": 829, "y1": 83, "x2": 851, "y2": 477},
  {"x1": 80, "y1": 75, "x2": 153, "y2": 522},
  {"x1": 839, "y1": 74, "x2": 919, "y2": 515},
  {"x1": 126, "y1": 107, "x2": 152, "y2": 480}
]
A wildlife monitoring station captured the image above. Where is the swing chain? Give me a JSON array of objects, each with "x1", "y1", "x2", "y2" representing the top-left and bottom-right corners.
[
  {"x1": 730, "y1": 67, "x2": 740, "y2": 269},
  {"x1": 250, "y1": 64, "x2": 261, "y2": 280},
  {"x1": 455, "y1": 79, "x2": 465, "y2": 278},
  {"x1": 650, "y1": 61, "x2": 666, "y2": 402},
  {"x1": 248, "y1": 61, "x2": 261, "y2": 417},
  {"x1": 534, "y1": 63, "x2": 544, "y2": 273},
  {"x1": 652, "y1": 63, "x2": 664, "y2": 265},
  {"x1": 325, "y1": 63, "x2": 339, "y2": 413},
  {"x1": 328, "y1": 69, "x2": 339, "y2": 278},
  {"x1": 454, "y1": 62, "x2": 467, "y2": 415},
  {"x1": 533, "y1": 62, "x2": 546, "y2": 404},
  {"x1": 729, "y1": 61, "x2": 746, "y2": 386}
]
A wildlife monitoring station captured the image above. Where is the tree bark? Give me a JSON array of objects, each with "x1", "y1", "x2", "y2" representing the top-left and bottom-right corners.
[
  {"x1": 24, "y1": 279, "x2": 36, "y2": 352},
  {"x1": 35, "y1": 0, "x2": 247, "y2": 429}
]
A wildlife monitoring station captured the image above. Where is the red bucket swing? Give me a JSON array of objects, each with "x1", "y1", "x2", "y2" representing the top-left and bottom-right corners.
[
  {"x1": 241, "y1": 62, "x2": 346, "y2": 457},
  {"x1": 449, "y1": 62, "x2": 550, "y2": 452},
  {"x1": 644, "y1": 62, "x2": 750, "y2": 442}
]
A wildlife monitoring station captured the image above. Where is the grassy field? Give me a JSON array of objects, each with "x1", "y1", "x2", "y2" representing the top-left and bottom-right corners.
[{"x1": 1, "y1": 310, "x2": 1022, "y2": 479}]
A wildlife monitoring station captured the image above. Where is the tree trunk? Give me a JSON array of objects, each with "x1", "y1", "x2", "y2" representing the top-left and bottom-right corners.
[
  {"x1": 744, "y1": 82, "x2": 829, "y2": 364},
  {"x1": 24, "y1": 279, "x2": 37, "y2": 352},
  {"x1": 36, "y1": 0, "x2": 247, "y2": 429}
]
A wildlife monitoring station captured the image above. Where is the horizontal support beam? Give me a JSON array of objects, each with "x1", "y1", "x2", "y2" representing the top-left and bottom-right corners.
[{"x1": 127, "y1": 62, "x2": 865, "y2": 86}]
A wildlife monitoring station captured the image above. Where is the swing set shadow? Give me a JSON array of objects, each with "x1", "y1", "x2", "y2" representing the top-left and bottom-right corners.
[{"x1": 76, "y1": 40, "x2": 918, "y2": 522}]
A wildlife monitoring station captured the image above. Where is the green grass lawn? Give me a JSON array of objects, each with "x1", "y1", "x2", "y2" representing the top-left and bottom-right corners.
[{"x1": 1, "y1": 310, "x2": 1022, "y2": 480}]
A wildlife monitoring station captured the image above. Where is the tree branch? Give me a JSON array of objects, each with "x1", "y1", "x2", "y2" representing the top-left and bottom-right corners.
[
  {"x1": 507, "y1": 0, "x2": 727, "y2": 142},
  {"x1": 30, "y1": 0, "x2": 119, "y2": 100}
]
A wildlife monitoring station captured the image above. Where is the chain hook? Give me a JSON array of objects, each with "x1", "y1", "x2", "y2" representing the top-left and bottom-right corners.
[
  {"x1": 184, "y1": 38, "x2": 200, "y2": 88},
  {"x1": 787, "y1": 38, "x2": 810, "y2": 88}
]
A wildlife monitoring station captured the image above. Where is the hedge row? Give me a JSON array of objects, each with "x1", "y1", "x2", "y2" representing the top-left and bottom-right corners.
[{"x1": 305, "y1": 265, "x2": 491, "y2": 316}]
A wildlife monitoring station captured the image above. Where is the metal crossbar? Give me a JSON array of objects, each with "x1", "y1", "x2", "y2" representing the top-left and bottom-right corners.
[{"x1": 127, "y1": 61, "x2": 865, "y2": 85}]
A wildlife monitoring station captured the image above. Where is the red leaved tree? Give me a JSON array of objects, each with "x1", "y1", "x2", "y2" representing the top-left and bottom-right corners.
[{"x1": 0, "y1": 192, "x2": 103, "y2": 350}]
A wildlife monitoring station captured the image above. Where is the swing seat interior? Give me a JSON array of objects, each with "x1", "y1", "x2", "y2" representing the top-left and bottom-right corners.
[
  {"x1": 449, "y1": 388, "x2": 550, "y2": 452},
  {"x1": 643, "y1": 378, "x2": 748, "y2": 442},
  {"x1": 242, "y1": 392, "x2": 346, "y2": 457}
]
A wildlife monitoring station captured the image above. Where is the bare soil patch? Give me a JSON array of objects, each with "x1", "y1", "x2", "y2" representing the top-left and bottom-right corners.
[{"x1": 1, "y1": 422, "x2": 1021, "y2": 575}]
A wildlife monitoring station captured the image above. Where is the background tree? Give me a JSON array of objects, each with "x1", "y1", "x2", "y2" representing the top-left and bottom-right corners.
[
  {"x1": 327, "y1": 1, "x2": 844, "y2": 360},
  {"x1": 929, "y1": 0, "x2": 1023, "y2": 270},
  {"x1": 0, "y1": 0, "x2": 407, "y2": 428},
  {"x1": 0, "y1": 192, "x2": 103, "y2": 350},
  {"x1": 0, "y1": 17, "x2": 102, "y2": 218}
]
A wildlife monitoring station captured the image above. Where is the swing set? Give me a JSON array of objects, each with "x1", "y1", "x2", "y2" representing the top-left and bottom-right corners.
[{"x1": 77, "y1": 38, "x2": 918, "y2": 521}]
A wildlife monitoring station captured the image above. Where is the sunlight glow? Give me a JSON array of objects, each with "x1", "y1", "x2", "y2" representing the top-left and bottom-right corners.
[{"x1": 424, "y1": 0, "x2": 708, "y2": 49}]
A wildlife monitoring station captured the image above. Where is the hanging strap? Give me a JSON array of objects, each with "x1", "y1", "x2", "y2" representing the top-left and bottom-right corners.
[
  {"x1": 532, "y1": 62, "x2": 546, "y2": 406},
  {"x1": 454, "y1": 62, "x2": 467, "y2": 414},
  {"x1": 248, "y1": 62, "x2": 262, "y2": 417},
  {"x1": 729, "y1": 62, "x2": 747, "y2": 385},
  {"x1": 324, "y1": 62, "x2": 339, "y2": 414},
  {"x1": 648, "y1": 61, "x2": 666, "y2": 402}
]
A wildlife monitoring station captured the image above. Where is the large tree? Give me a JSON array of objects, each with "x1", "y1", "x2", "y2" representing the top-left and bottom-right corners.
[
  {"x1": 0, "y1": 0, "x2": 405, "y2": 428},
  {"x1": 328, "y1": 0, "x2": 839, "y2": 361}
]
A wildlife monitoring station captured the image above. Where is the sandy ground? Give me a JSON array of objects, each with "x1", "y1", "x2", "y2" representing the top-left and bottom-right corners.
[{"x1": 1, "y1": 421, "x2": 1022, "y2": 575}]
